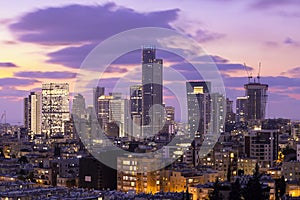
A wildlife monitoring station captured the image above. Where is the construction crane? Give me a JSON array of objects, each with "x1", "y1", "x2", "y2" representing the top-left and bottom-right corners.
[
  {"x1": 244, "y1": 63, "x2": 253, "y2": 83},
  {"x1": 0, "y1": 111, "x2": 6, "y2": 124},
  {"x1": 257, "y1": 62, "x2": 261, "y2": 83}
]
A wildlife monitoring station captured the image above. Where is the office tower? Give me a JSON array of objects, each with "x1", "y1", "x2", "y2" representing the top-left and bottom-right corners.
[
  {"x1": 236, "y1": 96, "x2": 248, "y2": 122},
  {"x1": 109, "y1": 98, "x2": 130, "y2": 138},
  {"x1": 130, "y1": 85, "x2": 143, "y2": 116},
  {"x1": 97, "y1": 95, "x2": 113, "y2": 132},
  {"x1": 72, "y1": 93, "x2": 86, "y2": 118},
  {"x1": 163, "y1": 106, "x2": 175, "y2": 134},
  {"x1": 210, "y1": 93, "x2": 225, "y2": 134},
  {"x1": 93, "y1": 86, "x2": 105, "y2": 116},
  {"x1": 186, "y1": 81, "x2": 211, "y2": 138},
  {"x1": 244, "y1": 129, "x2": 279, "y2": 168},
  {"x1": 24, "y1": 91, "x2": 42, "y2": 138},
  {"x1": 130, "y1": 85, "x2": 143, "y2": 138},
  {"x1": 244, "y1": 81, "x2": 268, "y2": 121},
  {"x1": 165, "y1": 106, "x2": 175, "y2": 123},
  {"x1": 225, "y1": 98, "x2": 235, "y2": 123},
  {"x1": 42, "y1": 83, "x2": 70, "y2": 138},
  {"x1": 141, "y1": 46, "x2": 163, "y2": 136}
]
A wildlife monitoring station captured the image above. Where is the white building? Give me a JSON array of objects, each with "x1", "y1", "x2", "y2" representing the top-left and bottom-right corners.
[
  {"x1": 24, "y1": 91, "x2": 42, "y2": 139},
  {"x1": 109, "y1": 98, "x2": 130, "y2": 138},
  {"x1": 42, "y1": 83, "x2": 70, "y2": 138}
]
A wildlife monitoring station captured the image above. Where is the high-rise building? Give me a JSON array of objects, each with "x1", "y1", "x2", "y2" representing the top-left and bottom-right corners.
[
  {"x1": 109, "y1": 98, "x2": 130, "y2": 138},
  {"x1": 97, "y1": 95, "x2": 113, "y2": 132},
  {"x1": 72, "y1": 93, "x2": 86, "y2": 118},
  {"x1": 42, "y1": 83, "x2": 70, "y2": 138},
  {"x1": 186, "y1": 81, "x2": 211, "y2": 138},
  {"x1": 130, "y1": 85, "x2": 143, "y2": 139},
  {"x1": 244, "y1": 82, "x2": 268, "y2": 121},
  {"x1": 210, "y1": 93, "x2": 225, "y2": 134},
  {"x1": 225, "y1": 98, "x2": 235, "y2": 123},
  {"x1": 24, "y1": 91, "x2": 42, "y2": 138},
  {"x1": 162, "y1": 106, "x2": 175, "y2": 134},
  {"x1": 130, "y1": 85, "x2": 143, "y2": 116},
  {"x1": 244, "y1": 129, "x2": 279, "y2": 168},
  {"x1": 236, "y1": 96, "x2": 248, "y2": 122},
  {"x1": 141, "y1": 46, "x2": 163, "y2": 136},
  {"x1": 93, "y1": 86, "x2": 105, "y2": 117}
]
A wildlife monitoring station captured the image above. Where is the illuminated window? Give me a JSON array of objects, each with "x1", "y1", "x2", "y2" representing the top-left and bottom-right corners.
[{"x1": 193, "y1": 86, "x2": 204, "y2": 94}]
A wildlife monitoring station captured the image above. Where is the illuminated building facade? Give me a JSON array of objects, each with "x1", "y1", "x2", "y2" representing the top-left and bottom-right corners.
[
  {"x1": 24, "y1": 91, "x2": 42, "y2": 138},
  {"x1": 42, "y1": 83, "x2": 70, "y2": 138}
]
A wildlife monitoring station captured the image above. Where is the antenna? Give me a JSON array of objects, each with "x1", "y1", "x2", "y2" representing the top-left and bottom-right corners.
[
  {"x1": 244, "y1": 63, "x2": 253, "y2": 83},
  {"x1": 257, "y1": 62, "x2": 261, "y2": 83}
]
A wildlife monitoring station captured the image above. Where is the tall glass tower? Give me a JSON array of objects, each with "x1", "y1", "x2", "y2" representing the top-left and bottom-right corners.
[
  {"x1": 186, "y1": 81, "x2": 211, "y2": 138},
  {"x1": 141, "y1": 46, "x2": 163, "y2": 136}
]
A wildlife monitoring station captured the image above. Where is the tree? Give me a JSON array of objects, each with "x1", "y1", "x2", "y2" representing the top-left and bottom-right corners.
[
  {"x1": 0, "y1": 148, "x2": 4, "y2": 158},
  {"x1": 279, "y1": 175, "x2": 286, "y2": 198},
  {"x1": 18, "y1": 156, "x2": 29, "y2": 164},
  {"x1": 243, "y1": 163, "x2": 264, "y2": 200},
  {"x1": 26, "y1": 172, "x2": 34, "y2": 182},
  {"x1": 229, "y1": 178, "x2": 242, "y2": 200},
  {"x1": 185, "y1": 187, "x2": 190, "y2": 200},
  {"x1": 209, "y1": 178, "x2": 223, "y2": 200},
  {"x1": 227, "y1": 164, "x2": 232, "y2": 182},
  {"x1": 54, "y1": 144, "x2": 61, "y2": 157},
  {"x1": 243, "y1": 177, "x2": 263, "y2": 200},
  {"x1": 66, "y1": 179, "x2": 76, "y2": 188}
]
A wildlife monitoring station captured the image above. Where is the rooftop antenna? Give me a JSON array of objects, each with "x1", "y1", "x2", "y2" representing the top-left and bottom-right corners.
[
  {"x1": 244, "y1": 63, "x2": 253, "y2": 83},
  {"x1": 257, "y1": 62, "x2": 261, "y2": 83}
]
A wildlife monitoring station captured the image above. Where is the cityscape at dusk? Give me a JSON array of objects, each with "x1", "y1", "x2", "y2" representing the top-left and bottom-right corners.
[{"x1": 0, "y1": 1, "x2": 300, "y2": 200}]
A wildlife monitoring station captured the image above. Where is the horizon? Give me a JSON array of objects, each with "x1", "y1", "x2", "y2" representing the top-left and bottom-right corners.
[{"x1": 1, "y1": 1, "x2": 300, "y2": 123}]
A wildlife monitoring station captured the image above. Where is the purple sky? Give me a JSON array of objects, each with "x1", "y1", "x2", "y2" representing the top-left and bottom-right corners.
[{"x1": 0, "y1": 1, "x2": 300, "y2": 123}]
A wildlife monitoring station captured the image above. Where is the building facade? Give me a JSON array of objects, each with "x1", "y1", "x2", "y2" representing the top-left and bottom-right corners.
[
  {"x1": 186, "y1": 81, "x2": 211, "y2": 138},
  {"x1": 42, "y1": 83, "x2": 70, "y2": 138},
  {"x1": 24, "y1": 91, "x2": 42, "y2": 138},
  {"x1": 244, "y1": 82, "x2": 268, "y2": 121},
  {"x1": 142, "y1": 46, "x2": 163, "y2": 137}
]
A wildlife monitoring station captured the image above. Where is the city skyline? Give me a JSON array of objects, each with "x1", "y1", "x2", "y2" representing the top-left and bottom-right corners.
[{"x1": 0, "y1": 1, "x2": 300, "y2": 123}]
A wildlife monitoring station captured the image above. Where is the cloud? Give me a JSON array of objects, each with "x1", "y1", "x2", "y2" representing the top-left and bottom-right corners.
[
  {"x1": 0, "y1": 88, "x2": 29, "y2": 98},
  {"x1": 251, "y1": 0, "x2": 300, "y2": 9},
  {"x1": 0, "y1": 62, "x2": 18, "y2": 68},
  {"x1": 47, "y1": 45, "x2": 188, "y2": 69},
  {"x1": 9, "y1": 3, "x2": 179, "y2": 45},
  {"x1": 0, "y1": 78, "x2": 40, "y2": 87},
  {"x1": 14, "y1": 71, "x2": 77, "y2": 79},
  {"x1": 284, "y1": 37, "x2": 299, "y2": 46},
  {"x1": 281, "y1": 66, "x2": 300, "y2": 77},
  {"x1": 264, "y1": 41, "x2": 279, "y2": 47},
  {"x1": 193, "y1": 29, "x2": 225, "y2": 43},
  {"x1": 169, "y1": 62, "x2": 253, "y2": 80}
]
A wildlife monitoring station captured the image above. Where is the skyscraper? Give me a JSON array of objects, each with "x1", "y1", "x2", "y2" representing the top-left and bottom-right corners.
[
  {"x1": 130, "y1": 85, "x2": 143, "y2": 139},
  {"x1": 24, "y1": 91, "x2": 42, "y2": 138},
  {"x1": 42, "y1": 83, "x2": 70, "y2": 138},
  {"x1": 210, "y1": 93, "x2": 225, "y2": 134},
  {"x1": 109, "y1": 98, "x2": 130, "y2": 138},
  {"x1": 72, "y1": 93, "x2": 86, "y2": 118},
  {"x1": 97, "y1": 95, "x2": 113, "y2": 132},
  {"x1": 93, "y1": 86, "x2": 105, "y2": 117},
  {"x1": 186, "y1": 81, "x2": 211, "y2": 138},
  {"x1": 244, "y1": 82, "x2": 268, "y2": 121},
  {"x1": 236, "y1": 96, "x2": 248, "y2": 122},
  {"x1": 130, "y1": 85, "x2": 143, "y2": 116},
  {"x1": 141, "y1": 46, "x2": 163, "y2": 136}
]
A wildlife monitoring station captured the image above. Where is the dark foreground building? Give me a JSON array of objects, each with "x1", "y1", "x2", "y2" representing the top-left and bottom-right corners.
[{"x1": 79, "y1": 156, "x2": 117, "y2": 190}]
